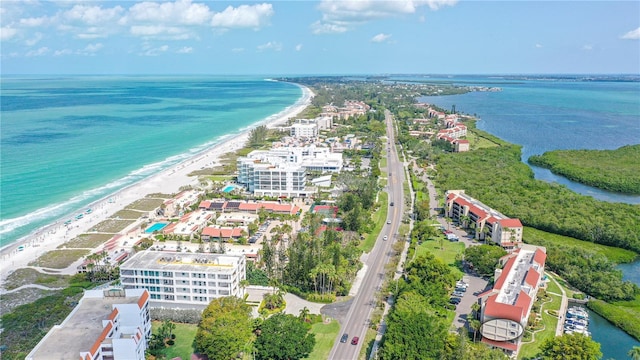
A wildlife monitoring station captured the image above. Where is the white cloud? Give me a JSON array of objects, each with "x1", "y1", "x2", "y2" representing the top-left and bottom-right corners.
[
  {"x1": 25, "y1": 32, "x2": 43, "y2": 46},
  {"x1": 177, "y1": 46, "x2": 193, "y2": 53},
  {"x1": 211, "y1": 3, "x2": 273, "y2": 29},
  {"x1": 535, "y1": 43, "x2": 543, "y2": 48},
  {"x1": 257, "y1": 41, "x2": 282, "y2": 51},
  {"x1": 63, "y1": 4, "x2": 125, "y2": 25},
  {"x1": 140, "y1": 44, "x2": 170, "y2": 56},
  {"x1": 130, "y1": 25, "x2": 191, "y2": 40},
  {"x1": 20, "y1": 16, "x2": 49, "y2": 27},
  {"x1": 313, "y1": 0, "x2": 457, "y2": 33},
  {"x1": 54, "y1": 48, "x2": 73, "y2": 56},
  {"x1": 0, "y1": 26, "x2": 18, "y2": 41},
  {"x1": 310, "y1": 20, "x2": 349, "y2": 34},
  {"x1": 371, "y1": 33, "x2": 391, "y2": 43},
  {"x1": 621, "y1": 27, "x2": 640, "y2": 40},
  {"x1": 127, "y1": 0, "x2": 212, "y2": 25},
  {"x1": 26, "y1": 46, "x2": 49, "y2": 56},
  {"x1": 582, "y1": 44, "x2": 593, "y2": 51},
  {"x1": 295, "y1": 43, "x2": 302, "y2": 51},
  {"x1": 231, "y1": 47, "x2": 245, "y2": 52}
]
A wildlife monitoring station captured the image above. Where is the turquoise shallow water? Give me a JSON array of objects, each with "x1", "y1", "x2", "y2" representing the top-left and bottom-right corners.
[{"x1": 0, "y1": 76, "x2": 302, "y2": 247}]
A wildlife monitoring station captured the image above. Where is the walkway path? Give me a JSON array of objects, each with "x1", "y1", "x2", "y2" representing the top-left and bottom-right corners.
[
  {"x1": 549, "y1": 272, "x2": 568, "y2": 336},
  {"x1": 0, "y1": 283, "x2": 64, "y2": 295}
]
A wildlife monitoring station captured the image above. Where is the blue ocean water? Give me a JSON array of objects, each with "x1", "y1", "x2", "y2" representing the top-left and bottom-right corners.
[
  {"x1": 412, "y1": 75, "x2": 640, "y2": 204},
  {"x1": 0, "y1": 76, "x2": 302, "y2": 248}
]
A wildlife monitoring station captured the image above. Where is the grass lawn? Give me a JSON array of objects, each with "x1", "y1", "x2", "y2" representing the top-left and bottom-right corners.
[
  {"x1": 111, "y1": 209, "x2": 146, "y2": 220},
  {"x1": 523, "y1": 227, "x2": 637, "y2": 264},
  {"x1": 414, "y1": 238, "x2": 465, "y2": 279},
  {"x1": 380, "y1": 156, "x2": 388, "y2": 169},
  {"x1": 359, "y1": 328, "x2": 378, "y2": 360},
  {"x1": 467, "y1": 130, "x2": 499, "y2": 149},
  {"x1": 28, "y1": 249, "x2": 90, "y2": 269},
  {"x1": 152, "y1": 321, "x2": 198, "y2": 360},
  {"x1": 544, "y1": 273, "x2": 562, "y2": 295},
  {"x1": 360, "y1": 192, "x2": 388, "y2": 253},
  {"x1": 92, "y1": 219, "x2": 136, "y2": 233},
  {"x1": 307, "y1": 319, "x2": 341, "y2": 360},
  {"x1": 518, "y1": 294, "x2": 561, "y2": 359}
]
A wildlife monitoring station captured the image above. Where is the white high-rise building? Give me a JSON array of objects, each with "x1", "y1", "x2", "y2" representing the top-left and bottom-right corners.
[
  {"x1": 27, "y1": 288, "x2": 151, "y2": 360},
  {"x1": 120, "y1": 251, "x2": 246, "y2": 308}
]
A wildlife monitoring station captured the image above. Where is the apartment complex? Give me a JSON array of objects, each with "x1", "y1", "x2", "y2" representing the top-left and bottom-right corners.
[
  {"x1": 445, "y1": 190, "x2": 523, "y2": 250},
  {"x1": 120, "y1": 251, "x2": 246, "y2": 308},
  {"x1": 27, "y1": 288, "x2": 151, "y2": 360},
  {"x1": 478, "y1": 245, "x2": 547, "y2": 356},
  {"x1": 237, "y1": 146, "x2": 343, "y2": 197}
]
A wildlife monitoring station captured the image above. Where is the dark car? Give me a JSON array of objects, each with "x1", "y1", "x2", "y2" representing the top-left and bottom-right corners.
[
  {"x1": 351, "y1": 336, "x2": 360, "y2": 345},
  {"x1": 390, "y1": 202, "x2": 394, "y2": 206},
  {"x1": 449, "y1": 297, "x2": 461, "y2": 305},
  {"x1": 340, "y1": 333, "x2": 349, "y2": 343}
]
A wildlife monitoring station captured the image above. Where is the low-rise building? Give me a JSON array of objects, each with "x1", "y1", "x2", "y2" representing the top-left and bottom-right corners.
[
  {"x1": 216, "y1": 212, "x2": 259, "y2": 226},
  {"x1": 120, "y1": 251, "x2": 246, "y2": 308},
  {"x1": 26, "y1": 288, "x2": 151, "y2": 360},
  {"x1": 445, "y1": 190, "x2": 523, "y2": 250},
  {"x1": 478, "y1": 245, "x2": 547, "y2": 356}
]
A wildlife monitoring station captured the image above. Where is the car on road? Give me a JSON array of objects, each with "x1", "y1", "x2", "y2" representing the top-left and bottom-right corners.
[
  {"x1": 390, "y1": 202, "x2": 394, "y2": 206},
  {"x1": 387, "y1": 220, "x2": 391, "y2": 224},
  {"x1": 340, "y1": 333, "x2": 349, "y2": 343},
  {"x1": 351, "y1": 336, "x2": 359, "y2": 345},
  {"x1": 452, "y1": 291, "x2": 465, "y2": 297},
  {"x1": 383, "y1": 235, "x2": 388, "y2": 241}
]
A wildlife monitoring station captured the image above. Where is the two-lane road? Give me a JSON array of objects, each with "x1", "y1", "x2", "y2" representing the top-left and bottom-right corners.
[{"x1": 329, "y1": 110, "x2": 405, "y2": 359}]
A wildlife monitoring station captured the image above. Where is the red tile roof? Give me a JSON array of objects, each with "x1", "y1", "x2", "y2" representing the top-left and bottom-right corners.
[
  {"x1": 199, "y1": 200, "x2": 211, "y2": 208},
  {"x1": 484, "y1": 295, "x2": 525, "y2": 323},
  {"x1": 533, "y1": 249, "x2": 547, "y2": 265},
  {"x1": 239, "y1": 203, "x2": 260, "y2": 211},
  {"x1": 89, "y1": 322, "x2": 113, "y2": 356},
  {"x1": 481, "y1": 337, "x2": 518, "y2": 351},
  {"x1": 137, "y1": 290, "x2": 149, "y2": 309},
  {"x1": 515, "y1": 290, "x2": 533, "y2": 314},
  {"x1": 108, "y1": 308, "x2": 119, "y2": 321},
  {"x1": 524, "y1": 268, "x2": 541, "y2": 287},
  {"x1": 494, "y1": 256, "x2": 516, "y2": 290},
  {"x1": 202, "y1": 227, "x2": 243, "y2": 238},
  {"x1": 499, "y1": 218, "x2": 523, "y2": 227}
]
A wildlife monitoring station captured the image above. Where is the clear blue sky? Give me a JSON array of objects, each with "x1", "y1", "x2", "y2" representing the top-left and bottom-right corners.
[{"x1": 1, "y1": 0, "x2": 639, "y2": 75}]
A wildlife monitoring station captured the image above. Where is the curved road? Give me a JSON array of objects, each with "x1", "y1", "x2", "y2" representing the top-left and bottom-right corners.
[{"x1": 328, "y1": 110, "x2": 405, "y2": 359}]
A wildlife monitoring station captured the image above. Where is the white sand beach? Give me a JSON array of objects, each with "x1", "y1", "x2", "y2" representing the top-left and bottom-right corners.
[{"x1": 0, "y1": 84, "x2": 314, "y2": 286}]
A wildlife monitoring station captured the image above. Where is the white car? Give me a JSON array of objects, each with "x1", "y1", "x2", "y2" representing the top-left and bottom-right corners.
[
  {"x1": 387, "y1": 220, "x2": 391, "y2": 224},
  {"x1": 383, "y1": 235, "x2": 388, "y2": 241}
]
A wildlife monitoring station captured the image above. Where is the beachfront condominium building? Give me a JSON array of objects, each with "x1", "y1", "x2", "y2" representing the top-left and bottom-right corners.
[
  {"x1": 26, "y1": 288, "x2": 151, "y2": 360},
  {"x1": 445, "y1": 190, "x2": 523, "y2": 251},
  {"x1": 478, "y1": 245, "x2": 547, "y2": 356},
  {"x1": 120, "y1": 251, "x2": 246, "y2": 308},
  {"x1": 237, "y1": 145, "x2": 343, "y2": 197},
  {"x1": 290, "y1": 122, "x2": 318, "y2": 139}
]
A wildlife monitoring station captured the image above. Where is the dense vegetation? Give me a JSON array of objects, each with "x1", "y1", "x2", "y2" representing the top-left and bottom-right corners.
[
  {"x1": 433, "y1": 143, "x2": 640, "y2": 253},
  {"x1": 524, "y1": 227, "x2": 638, "y2": 301},
  {"x1": 463, "y1": 245, "x2": 507, "y2": 278},
  {"x1": 194, "y1": 297, "x2": 254, "y2": 360},
  {"x1": 0, "y1": 274, "x2": 95, "y2": 360},
  {"x1": 587, "y1": 298, "x2": 640, "y2": 341},
  {"x1": 254, "y1": 313, "x2": 315, "y2": 360},
  {"x1": 379, "y1": 253, "x2": 506, "y2": 360},
  {"x1": 528, "y1": 144, "x2": 640, "y2": 194},
  {"x1": 539, "y1": 333, "x2": 602, "y2": 360}
]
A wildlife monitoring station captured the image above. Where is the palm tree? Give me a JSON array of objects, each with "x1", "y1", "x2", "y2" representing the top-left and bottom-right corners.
[
  {"x1": 471, "y1": 302, "x2": 481, "y2": 320},
  {"x1": 298, "y1": 307, "x2": 311, "y2": 323},
  {"x1": 629, "y1": 346, "x2": 640, "y2": 360},
  {"x1": 469, "y1": 319, "x2": 481, "y2": 342}
]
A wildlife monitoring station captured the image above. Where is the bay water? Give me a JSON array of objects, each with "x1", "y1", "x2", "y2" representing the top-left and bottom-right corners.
[
  {"x1": 0, "y1": 76, "x2": 303, "y2": 248},
  {"x1": 412, "y1": 75, "x2": 640, "y2": 358}
]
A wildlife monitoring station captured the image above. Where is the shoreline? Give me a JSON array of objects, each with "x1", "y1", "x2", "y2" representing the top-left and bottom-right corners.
[{"x1": 0, "y1": 83, "x2": 314, "y2": 286}]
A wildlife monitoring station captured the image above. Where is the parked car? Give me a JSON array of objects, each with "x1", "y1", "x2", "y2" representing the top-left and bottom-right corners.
[
  {"x1": 449, "y1": 297, "x2": 461, "y2": 304},
  {"x1": 351, "y1": 336, "x2": 360, "y2": 345},
  {"x1": 452, "y1": 291, "x2": 465, "y2": 297},
  {"x1": 340, "y1": 333, "x2": 349, "y2": 343},
  {"x1": 455, "y1": 287, "x2": 467, "y2": 293}
]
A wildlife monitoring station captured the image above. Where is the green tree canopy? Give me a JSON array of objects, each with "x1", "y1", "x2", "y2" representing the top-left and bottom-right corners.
[
  {"x1": 464, "y1": 245, "x2": 507, "y2": 277},
  {"x1": 254, "y1": 313, "x2": 316, "y2": 360},
  {"x1": 540, "y1": 333, "x2": 602, "y2": 360},
  {"x1": 194, "y1": 297, "x2": 253, "y2": 360}
]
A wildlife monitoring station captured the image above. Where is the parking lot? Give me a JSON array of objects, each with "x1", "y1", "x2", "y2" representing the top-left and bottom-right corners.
[{"x1": 451, "y1": 273, "x2": 489, "y2": 328}]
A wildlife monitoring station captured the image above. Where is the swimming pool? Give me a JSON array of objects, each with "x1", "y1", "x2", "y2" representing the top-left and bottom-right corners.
[
  {"x1": 222, "y1": 185, "x2": 235, "y2": 193},
  {"x1": 145, "y1": 222, "x2": 168, "y2": 233}
]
